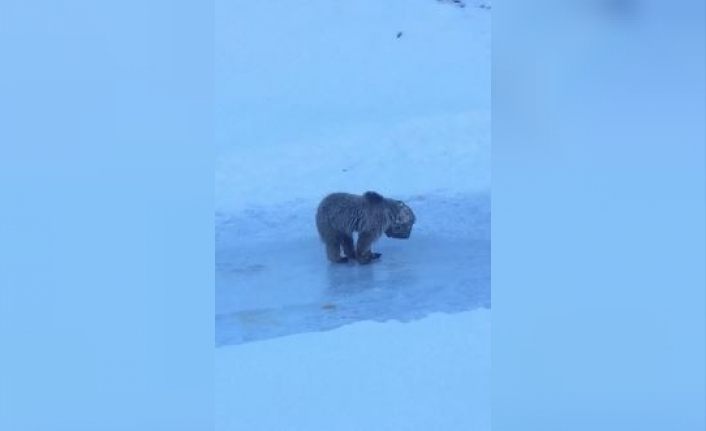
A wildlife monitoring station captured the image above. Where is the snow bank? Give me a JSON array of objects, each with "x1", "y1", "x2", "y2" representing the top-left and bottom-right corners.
[
  {"x1": 215, "y1": 309, "x2": 491, "y2": 431},
  {"x1": 215, "y1": 0, "x2": 491, "y2": 213}
]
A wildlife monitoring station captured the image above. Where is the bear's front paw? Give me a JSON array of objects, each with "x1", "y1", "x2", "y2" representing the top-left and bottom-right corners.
[{"x1": 357, "y1": 252, "x2": 380, "y2": 265}]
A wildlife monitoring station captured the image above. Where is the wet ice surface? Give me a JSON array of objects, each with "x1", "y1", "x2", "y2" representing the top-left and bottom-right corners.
[{"x1": 215, "y1": 193, "x2": 490, "y2": 346}]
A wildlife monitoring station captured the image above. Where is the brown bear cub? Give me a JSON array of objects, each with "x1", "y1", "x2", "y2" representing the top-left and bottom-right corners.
[{"x1": 315, "y1": 191, "x2": 416, "y2": 264}]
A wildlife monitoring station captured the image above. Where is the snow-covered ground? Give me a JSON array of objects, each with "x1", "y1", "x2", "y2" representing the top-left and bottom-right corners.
[
  {"x1": 216, "y1": 0, "x2": 490, "y2": 428},
  {"x1": 215, "y1": 311, "x2": 491, "y2": 431}
]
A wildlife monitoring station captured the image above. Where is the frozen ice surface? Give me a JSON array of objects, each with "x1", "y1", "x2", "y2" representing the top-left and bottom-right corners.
[{"x1": 215, "y1": 193, "x2": 489, "y2": 345}]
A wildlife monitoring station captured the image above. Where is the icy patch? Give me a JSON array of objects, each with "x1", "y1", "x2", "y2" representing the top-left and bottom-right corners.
[{"x1": 216, "y1": 192, "x2": 489, "y2": 346}]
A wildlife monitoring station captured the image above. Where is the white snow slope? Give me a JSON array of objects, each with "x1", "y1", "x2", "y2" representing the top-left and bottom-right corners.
[
  {"x1": 216, "y1": 0, "x2": 490, "y2": 429},
  {"x1": 216, "y1": 310, "x2": 491, "y2": 431}
]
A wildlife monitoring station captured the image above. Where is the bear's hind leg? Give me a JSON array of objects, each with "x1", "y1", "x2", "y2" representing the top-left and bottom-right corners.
[
  {"x1": 341, "y1": 235, "x2": 356, "y2": 259},
  {"x1": 326, "y1": 238, "x2": 348, "y2": 263}
]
